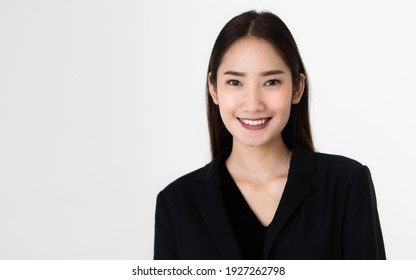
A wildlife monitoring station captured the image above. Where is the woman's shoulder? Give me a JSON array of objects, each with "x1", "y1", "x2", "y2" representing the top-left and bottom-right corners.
[
  {"x1": 314, "y1": 151, "x2": 364, "y2": 170},
  {"x1": 162, "y1": 166, "x2": 202, "y2": 189},
  {"x1": 293, "y1": 147, "x2": 375, "y2": 200},
  {"x1": 292, "y1": 143, "x2": 366, "y2": 175},
  {"x1": 158, "y1": 163, "x2": 211, "y2": 198},
  {"x1": 312, "y1": 150, "x2": 370, "y2": 184},
  {"x1": 159, "y1": 149, "x2": 229, "y2": 197}
]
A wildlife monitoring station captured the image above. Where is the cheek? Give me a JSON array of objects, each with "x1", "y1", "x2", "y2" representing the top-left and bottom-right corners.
[
  {"x1": 269, "y1": 92, "x2": 293, "y2": 113},
  {"x1": 218, "y1": 100, "x2": 236, "y2": 122},
  {"x1": 217, "y1": 93, "x2": 240, "y2": 114}
]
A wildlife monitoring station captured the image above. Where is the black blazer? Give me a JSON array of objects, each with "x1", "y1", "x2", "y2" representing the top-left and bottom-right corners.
[{"x1": 154, "y1": 144, "x2": 386, "y2": 259}]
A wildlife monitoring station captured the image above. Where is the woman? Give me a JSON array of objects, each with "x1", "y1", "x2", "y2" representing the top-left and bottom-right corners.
[{"x1": 154, "y1": 10, "x2": 386, "y2": 260}]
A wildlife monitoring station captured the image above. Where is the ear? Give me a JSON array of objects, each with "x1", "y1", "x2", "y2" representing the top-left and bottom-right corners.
[
  {"x1": 208, "y1": 72, "x2": 219, "y2": 105},
  {"x1": 292, "y1": 73, "x2": 306, "y2": 104}
]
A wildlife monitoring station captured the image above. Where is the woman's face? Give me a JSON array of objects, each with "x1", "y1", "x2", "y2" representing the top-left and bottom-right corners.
[{"x1": 208, "y1": 37, "x2": 305, "y2": 150}]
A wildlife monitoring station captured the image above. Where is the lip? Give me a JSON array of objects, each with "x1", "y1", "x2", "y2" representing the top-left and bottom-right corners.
[{"x1": 237, "y1": 117, "x2": 272, "y2": 130}]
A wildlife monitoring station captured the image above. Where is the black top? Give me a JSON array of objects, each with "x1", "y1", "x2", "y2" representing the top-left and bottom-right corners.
[
  {"x1": 154, "y1": 144, "x2": 386, "y2": 259},
  {"x1": 220, "y1": 160, "x2": 268, "y2": 259}
]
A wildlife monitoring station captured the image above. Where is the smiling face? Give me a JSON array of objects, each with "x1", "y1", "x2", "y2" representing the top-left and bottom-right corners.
[{"x1": 208, "y1": 36, "x2": 305, "y2": 150}]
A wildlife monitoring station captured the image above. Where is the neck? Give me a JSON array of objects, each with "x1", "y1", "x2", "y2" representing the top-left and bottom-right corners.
[{"x1": 226, "y1": 137, "x2": 292, "y2": 180}]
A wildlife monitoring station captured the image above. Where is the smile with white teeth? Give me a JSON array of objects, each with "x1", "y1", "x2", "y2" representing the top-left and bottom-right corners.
[{"x1": 240, "y1": 118, "x2": 268, "y2": 126}]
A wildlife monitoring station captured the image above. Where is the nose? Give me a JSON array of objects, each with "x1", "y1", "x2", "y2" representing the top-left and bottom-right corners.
[{"x1": 242, "y1": 86, "x2": 266, "y2": 112}]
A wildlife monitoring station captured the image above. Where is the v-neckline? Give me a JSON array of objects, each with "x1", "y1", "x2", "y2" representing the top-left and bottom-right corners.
[
  {"x1": 221, "y1": 161, "x2": 270, "y2": 229},
  {"x1": 193, "y1": 143, "x2": 315, "y2": 259}
]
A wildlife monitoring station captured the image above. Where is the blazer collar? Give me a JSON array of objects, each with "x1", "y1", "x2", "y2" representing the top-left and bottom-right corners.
[
  {"x1": 263, "y1": 143, "x2": 316, "y2": 258},
  {"x1": 194, "y1": 144, "x2": 316, "y2": 259},
  {"x1": 194, "y1": 148, "x2": 242, "y2": 259}
]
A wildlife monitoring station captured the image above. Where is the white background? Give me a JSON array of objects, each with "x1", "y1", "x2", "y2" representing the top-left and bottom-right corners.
[{"x1": 0, "y1": 0, "x2": 415, "y2": 259}]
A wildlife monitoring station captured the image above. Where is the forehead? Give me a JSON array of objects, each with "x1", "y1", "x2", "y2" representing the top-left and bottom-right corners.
[{"x1": 219, "y1": 37, "x2": 289, "y2": 72}]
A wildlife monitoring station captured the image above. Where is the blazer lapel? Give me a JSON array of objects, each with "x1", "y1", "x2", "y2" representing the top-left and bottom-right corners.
[
  {"x1": 263, "y1": 144, "x2": 317, "y2": 259},
  {"x1": 192, "y1": 150, "x2": 243, "y2": 259}
]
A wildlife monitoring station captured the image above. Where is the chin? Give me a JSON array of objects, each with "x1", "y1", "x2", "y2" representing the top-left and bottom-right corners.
[{"x1": 235, "y1": 138, "x2": 274, "y2": 149}]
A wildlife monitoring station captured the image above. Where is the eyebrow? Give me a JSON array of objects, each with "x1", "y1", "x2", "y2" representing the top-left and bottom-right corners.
[{"x1": 223, "y1": 70, "x2": 285, "y2": 77}]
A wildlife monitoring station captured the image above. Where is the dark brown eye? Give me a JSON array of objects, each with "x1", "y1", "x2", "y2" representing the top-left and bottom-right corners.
[
  {"x1": 227, "y1": 80, "x2": 241, "y2": 86},
  {"x1": 265, "y1": 79, "x2": 280, "y2": 86}
]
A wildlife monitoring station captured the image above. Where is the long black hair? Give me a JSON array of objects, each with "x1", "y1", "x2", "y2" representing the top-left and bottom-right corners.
[{"x1": 207, "y1": 10, "x2": 314, "y2": 159}]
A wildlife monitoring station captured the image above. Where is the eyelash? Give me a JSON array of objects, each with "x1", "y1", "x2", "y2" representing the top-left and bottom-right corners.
[
  {"x1": 264, "y1": 79, "x2": 280, "y2": 86},
  {"x1": 226, "y1": 79, "x2": 280, "y2": 86},
  {"x1": 227, "y1": 80, "x2": 242, "y2": 86}
]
